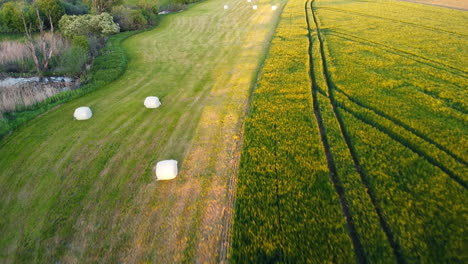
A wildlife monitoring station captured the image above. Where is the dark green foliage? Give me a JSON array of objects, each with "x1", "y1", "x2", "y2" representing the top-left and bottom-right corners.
[
  {"x1": 55, "y1": 46, "x2": 89, "y2": 76},
  {"x1": 71, "y1": 34, "x2": 89, "y2": 51},
  {"x1": 0, "y1": 3, "x2": 22, "y2": 32},
  {"x1": 35, "y1": 0, "x2": 65, "y2": 27},
  {"x1": 111, "y1": 5, "x2": 158, "y2": 31},
  {"x1": 61, "y1": 0, "x2": 89, "y2": 15}
]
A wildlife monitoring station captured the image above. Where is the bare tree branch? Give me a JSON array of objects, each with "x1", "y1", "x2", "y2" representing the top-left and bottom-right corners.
[{"x1": 22, "y1": 9, "x2": 58, "y2": 76}]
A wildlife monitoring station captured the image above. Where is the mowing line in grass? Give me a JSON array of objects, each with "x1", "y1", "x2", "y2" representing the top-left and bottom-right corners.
[
  {"x1": 305, "y1": 2, "x2": 366, "y2": 263},
  {"x1": 309, "y1": 1, "x2": 407, "y2": 262}
]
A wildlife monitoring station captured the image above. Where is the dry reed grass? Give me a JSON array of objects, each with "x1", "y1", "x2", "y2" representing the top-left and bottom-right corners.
[{"x1": 0, "y1": 33, "x2": 68, "y2": 66}]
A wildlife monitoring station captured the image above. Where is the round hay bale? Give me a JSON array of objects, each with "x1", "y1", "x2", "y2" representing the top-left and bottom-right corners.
[
  {"x1": 144, "y1": 96, "x2": 161, "y2": 108},
  {"x1": 74, "y1": 107, "x2": 92, "y2": 120},
  {"x1": 155, "y1": 160, "x2": 178, "y2": 181},
  {"x1": 252, "y1": 5, "x2": 258, "y2": 10}
]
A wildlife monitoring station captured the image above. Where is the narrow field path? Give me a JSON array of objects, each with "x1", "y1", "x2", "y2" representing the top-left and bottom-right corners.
[{"x1": 0, "y1": 0, "x2": 286, "y2": 262}]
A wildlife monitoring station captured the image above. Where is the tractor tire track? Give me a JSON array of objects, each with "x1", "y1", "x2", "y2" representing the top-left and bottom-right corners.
[
  {"x1": 339, "y1": 104, "x2": 468, "y2": 190},
  {"x1": 328, "y1": 31, "x2": 468, "y2": 79},
  {"x1": 309, "y1": 1, "x2": 407, "y2": 263},
  {"x1": 312, "y1": 0, "x2": 467, "y2": 190},
  {"x1": 332, "y1": 87, "x2": 468, "y2": 167},
  {"x1": 305, "y1": 2, "x2": 367, "y2": 264},
  {"x1": 319, "y1": 6, "x2": 468, "y2": 38}
]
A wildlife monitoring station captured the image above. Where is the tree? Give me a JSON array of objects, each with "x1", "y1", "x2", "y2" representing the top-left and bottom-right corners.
[
  {"x1": 0, "y1": 3, "x2": 23, "y2": 32},
  {"x1": 34, "y1": 0, "x2": 65, "y2": 28},
  {"x1": 22, "y1": 10, "x2": 60, "y2": 75},
  {"x1": 85, "y1": 0, "x2": 122, "y2": 14}
]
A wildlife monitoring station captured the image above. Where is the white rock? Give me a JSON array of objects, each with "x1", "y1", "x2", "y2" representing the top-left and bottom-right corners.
[
  {"x1": 144, "y1": 96, "x2": 161, "y2": 108},
  {"x1": 74, "y1": 107, "x2": 92, "y2": 120},
  {"x1": 155, "y1": 160, "x2": 178, "y2": 181},
  {"x1": 252, "y1": 5, "x2": 258, "y2": 10}
]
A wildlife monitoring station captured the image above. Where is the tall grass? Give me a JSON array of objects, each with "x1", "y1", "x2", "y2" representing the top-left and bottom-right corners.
[{"x1": 0, "y1": 33, "x2": 68, "y2": 73}]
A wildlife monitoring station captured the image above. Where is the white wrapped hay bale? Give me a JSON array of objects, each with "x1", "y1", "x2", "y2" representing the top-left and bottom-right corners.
[
  {"x1": 224, "y1": 4, "x2": 229, "y2": 9},
  {"x1": 272, "y1": 5, "x2": 277, "y2": 10},
  {"x1": 247, "y1": 0, "x2": 251, "y2": 2},
  {"x1": 252, "y1": 5, "x2": 258, "y2": 10},
  {"x1": 155, "y1": 160, "x2": 178, "y2": 181},
  {"x1": 74, "y1": 107, "x2": 92, "y2": 120},
  {"x1": 144, "y1": 96, "x2": 161, "y2": 108}
]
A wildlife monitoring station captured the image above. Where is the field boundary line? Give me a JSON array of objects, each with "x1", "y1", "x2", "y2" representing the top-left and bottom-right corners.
[
  {"x1": 217, "y1": 1, "x2": 289, "y2": 261},
  {"x1": 305, "y1": 2, "x2": 367, "y2": 263},
  {"x1": 310, "y1": 1, "x2": 408, "y2": 263}
]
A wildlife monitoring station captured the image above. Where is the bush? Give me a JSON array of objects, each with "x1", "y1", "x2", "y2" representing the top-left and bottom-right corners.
[
  {"x1": 72, "y1": 35, "x2": 89, "y2": 51},
  {"x1": 111, "y1": 5, "x2": 158, "y2": 31},
  {"x1": 112, "y1": 6, "x2": 147, "y2": 31},
  {"x1": 55, "y1": 45, "x2": 89, "y2": 76},
  {"x1": 59, "y1": 13, "x2": 120, "y2": 38}
]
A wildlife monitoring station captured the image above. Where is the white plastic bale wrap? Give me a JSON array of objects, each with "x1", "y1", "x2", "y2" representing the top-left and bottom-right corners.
[
  {"x1": 144, "y1": 96, "x2": 161, "y2": 108},
  {"x1": 74, "y1": 107, "x2": 93, "y2": 120},
  {"x1": 272, "y1": 5, "x2": 277, "y2": 10},
  {"x1": 224, "y1": 4, "x2": 229, "y2": 9},
  {"x1": 155, "y1": 160, "x2": 178, "y2": 180},
  {"x1": 252, "y1": 5, "x2": 258, "y2": 10}
]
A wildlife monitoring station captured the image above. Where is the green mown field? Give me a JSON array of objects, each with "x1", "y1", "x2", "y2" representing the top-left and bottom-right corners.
[
  {"x1": 0, "y1": 0, "x2": 285, "y2": 262},
  {"x1": 233, "y1": 0, "x2": 467, "y2": 262}
]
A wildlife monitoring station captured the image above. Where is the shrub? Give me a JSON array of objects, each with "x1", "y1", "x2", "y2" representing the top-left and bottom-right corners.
[
  {"x1": 59, "y1": 13, "x2": 120, "y2": 38},
  {"x1": 112, "y1": 6, "x2": 148, "y2": 31},
  {"x1": 55, "y1": 45, "x2": 89, "y2": 76},
  {"x1": 72, "y1": 35, "x2": 89, "y2": 51}
]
